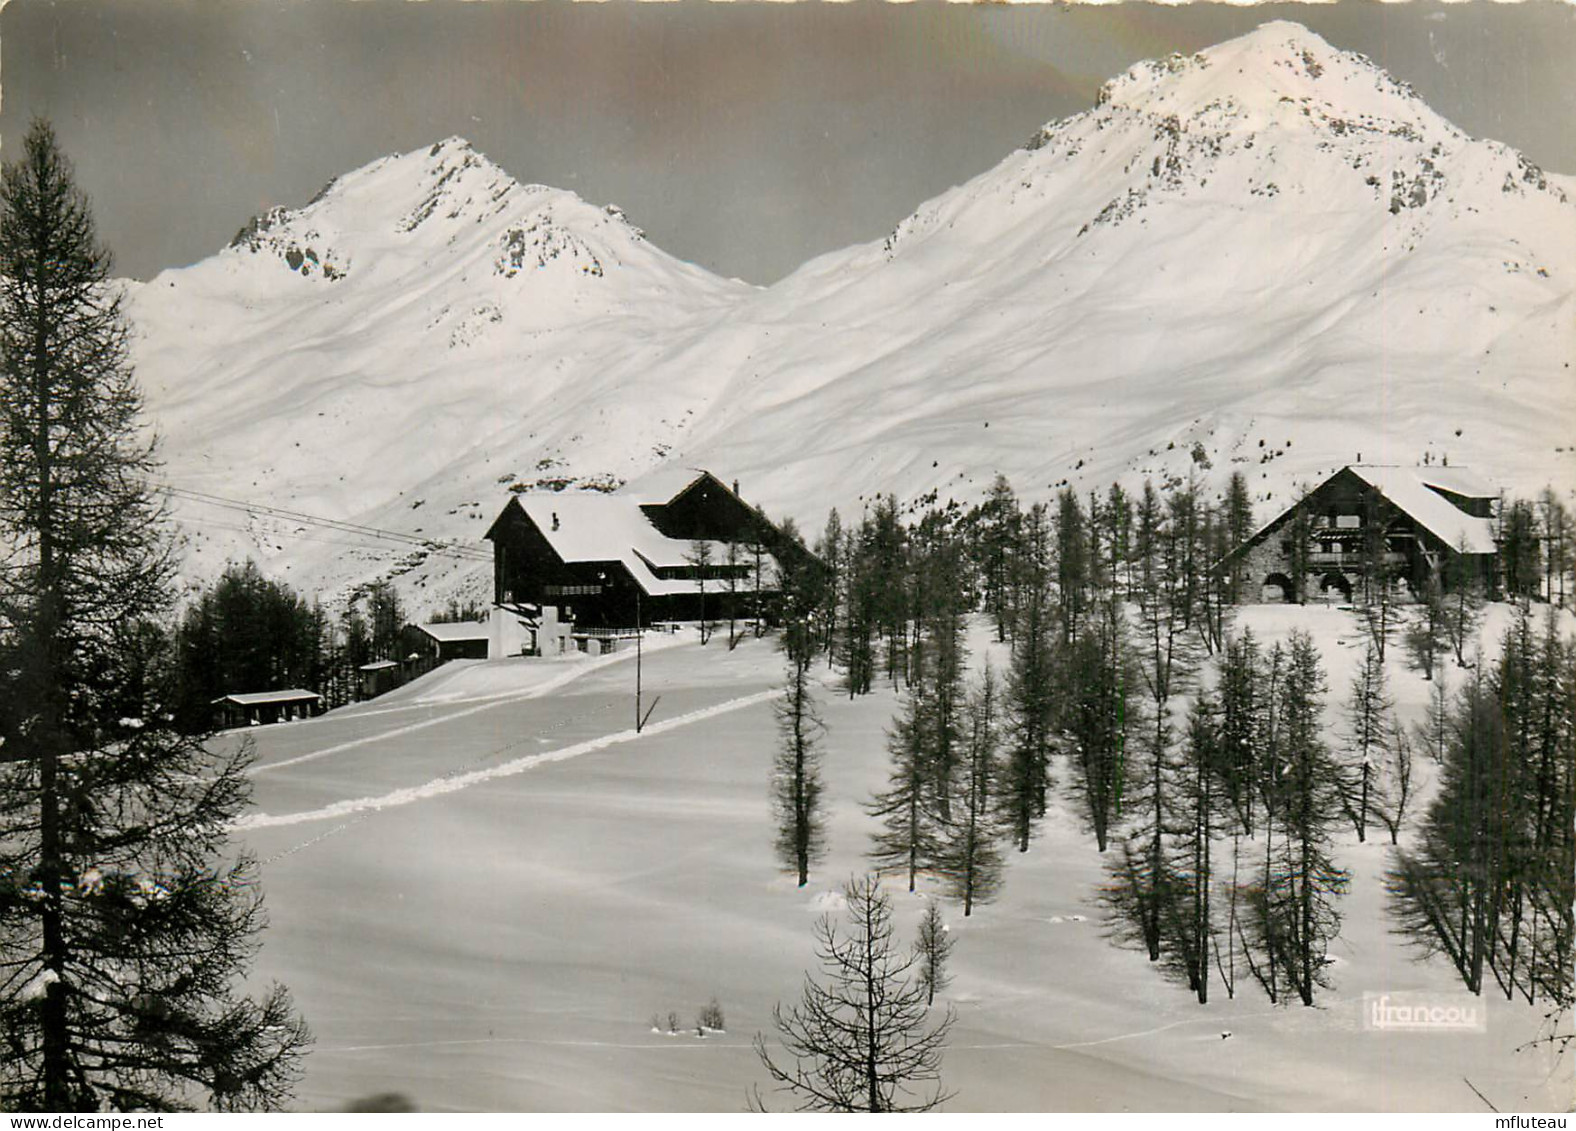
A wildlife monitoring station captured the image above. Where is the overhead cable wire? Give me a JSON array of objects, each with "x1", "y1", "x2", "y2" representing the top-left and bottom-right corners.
[{"x1": 158, "y1": 484, "x2": 492, "y2": 562}]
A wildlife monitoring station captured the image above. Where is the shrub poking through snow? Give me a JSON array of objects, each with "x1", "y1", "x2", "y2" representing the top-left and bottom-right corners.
[
  {"x1": 915, "y1": 901, "x2": 954, "y2": 1006},
  {"x1": 698, "y1": 999, "x2": 726, "y2": 1032}
]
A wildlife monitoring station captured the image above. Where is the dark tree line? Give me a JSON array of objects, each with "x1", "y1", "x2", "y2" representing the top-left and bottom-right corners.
[
  {"x1": 1105, "y1": 625, "x2": 1349, "y2": 1008},
  {"x1": 1391, "y1": 604, "x2": 1573, "y2": 1019},
  {"x1": 858, "y1": 500, "x2": 1020, "y2": 917},
  {"x1": 1001, "y1": 503, "x2": 1056, "y2": 853},
  {"x1": 790, "y1": 462, "x2": 1570, "y2": 1020},
  {"x1": 171, "y1": 562, "x2": 327, "y2": 729},
  {"x1": 791, "y1": 469, "x2": 1373, "y2": 1008},
  {"x1": 167, "y1": 564, "x2": 409, "y2": 728},
  {"x1": 771, "y1": 583, "x2": 827, "y2": 887},
  {"x1": 802, "y1": 474, "x2": 1264, "y2": 933}
]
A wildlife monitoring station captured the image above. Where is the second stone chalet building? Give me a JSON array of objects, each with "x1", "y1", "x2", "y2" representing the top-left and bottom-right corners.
[{"x1": 1224, "y1": 465, "x2": 1499, "y2": 603}]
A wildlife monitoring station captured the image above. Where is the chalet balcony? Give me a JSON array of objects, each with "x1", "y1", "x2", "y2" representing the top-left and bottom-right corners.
[
  {"x1": 1308, "y1": 549, "x2": 1407, "y2": 568},
  {"x1": 569, "y1": 622, "x2": 680, "y2": 656},
  {"x1": 573, "y1": 623, "x2": 680, "y2": 640}
]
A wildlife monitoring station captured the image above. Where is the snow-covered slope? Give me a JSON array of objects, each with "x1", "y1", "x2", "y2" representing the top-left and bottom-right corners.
[
  {"x1": 130, "y1": 22, "x2": 1576, "y2": 609},
  {"x1": 672, "y1": 21, "x2": 1574, "y2": 520},
  {"x1": 234, "y1": 609, "x2": 1570, "y2": 1112}
]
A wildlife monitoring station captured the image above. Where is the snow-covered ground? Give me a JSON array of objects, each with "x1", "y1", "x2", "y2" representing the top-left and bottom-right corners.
[{"x1": 233, "y1": 609, "x2": 1571, "y2": 1113}]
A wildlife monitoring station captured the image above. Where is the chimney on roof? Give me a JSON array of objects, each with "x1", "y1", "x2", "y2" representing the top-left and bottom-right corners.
[
  {"x1": 733, "y1": 478, "x2": 740, "y2": 496},
  {"x1": 551, "y1": 511, "x2": 560, "y2": 531}
]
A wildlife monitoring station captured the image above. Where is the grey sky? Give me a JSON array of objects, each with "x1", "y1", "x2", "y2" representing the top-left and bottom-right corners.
[{"x1": 3, "y1": 0, "x2": 1573, "y2": 285}]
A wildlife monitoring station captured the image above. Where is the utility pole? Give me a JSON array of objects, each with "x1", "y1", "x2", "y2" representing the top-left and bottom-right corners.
[{"x1": 635, "y1": 587, "x2": 643, "y2": 732}]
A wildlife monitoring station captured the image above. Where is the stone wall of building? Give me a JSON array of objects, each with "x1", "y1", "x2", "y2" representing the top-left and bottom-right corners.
[
  {"x1": 1233, "y1": 526, "x2": 1361, "y2": 603},
  {"x1": 1237, "y1": 526, "x2": 1294, "y2": 601}
]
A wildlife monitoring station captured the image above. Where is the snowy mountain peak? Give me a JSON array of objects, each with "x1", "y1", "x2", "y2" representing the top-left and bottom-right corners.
[
  {"x1": 215, "y1": 137, "x2": 681, "y2": 294},
  {"x1": 131, "y1": 138, "x2": 751, "y2": 600},
  {"x1": 867, "y1": 18, "x2": 1569, "y2": 272},
  {"x1": 1098, "y1": 22, "x2": 1421, "y2": 120}
]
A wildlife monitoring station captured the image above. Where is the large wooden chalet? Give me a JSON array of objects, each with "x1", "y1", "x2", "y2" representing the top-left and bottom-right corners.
[
  {"x1": 484, "y1": 470, "x2": 812, "y2": 657},
  {"x1": 1224, "y1": 465, "x2": 1499, "y2": 603}
]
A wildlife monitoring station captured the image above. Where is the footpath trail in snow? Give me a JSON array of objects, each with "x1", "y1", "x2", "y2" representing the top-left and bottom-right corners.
[{"x1": 236, "y1": 687, "x2": 781, "y2": 829}]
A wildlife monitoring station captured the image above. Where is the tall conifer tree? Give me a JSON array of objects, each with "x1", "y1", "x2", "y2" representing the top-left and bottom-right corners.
[{"x1": 0, "y1": 120, "x2": 308, "y2": 1111}]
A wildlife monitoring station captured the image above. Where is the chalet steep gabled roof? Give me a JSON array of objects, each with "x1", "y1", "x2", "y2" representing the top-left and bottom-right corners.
[
  {"x1": 513, "y1": 493, "x2": 690, "y2": 565},
  {"x1": 485, "y1": 469, "x2": 770, "y2": 599},
  {"x1": 1229, "y1": 464, "x2": 1498, "y2": 560},
  {"x1": 1347, "y1": 466, "x2": 1497, "y2": 554},
  {"x1": 510, "y1": 493, "x2": 730, "y2": 569},
  {"x1": 626, "y1": 465, "x2": 721, "y2": 505},
  {"x1": 1410, "y1": 466, "x2": 1496, "y2": 500}
]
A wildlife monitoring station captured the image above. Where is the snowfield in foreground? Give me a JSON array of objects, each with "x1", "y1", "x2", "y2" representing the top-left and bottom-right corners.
[{"x1": 232, "y1": 610, "x2": 1569, "y2": 1113}]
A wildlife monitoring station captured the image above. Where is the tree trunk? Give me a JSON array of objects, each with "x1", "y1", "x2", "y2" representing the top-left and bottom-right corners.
[
  {"x1": 31, "y1": 306, "x2": 72, "y2": 1109},
  {"x1": 1198, "y1": 767, "x2": 1212, "y2": 1005},
  {"x1": 1263, "y1": 801, "x2": 1278, "y2": 1004},
  {"x1": 1357, "y1": 762, "x2": 1369, "y2": 844},
  {"x1": 1147, "y1": 717, "x2": 1164, "y2": 961}
]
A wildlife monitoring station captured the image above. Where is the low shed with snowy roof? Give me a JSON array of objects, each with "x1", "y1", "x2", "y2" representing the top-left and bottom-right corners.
[
  {"x1": 213, "y1": 689, "x2": 322, "y2": 729},
  {"x1": 484, "y1": 470, "x2": 814, "y2": 656},
  {"x1": 1224, "y1": 464, "x2": 1499, "y2": 604},
  {"x1": 357, "y1": 660, "x2": 401, "y2": 699},
  {"x1": 409, "y1": 620, "x2": 492, "y2": 662}
]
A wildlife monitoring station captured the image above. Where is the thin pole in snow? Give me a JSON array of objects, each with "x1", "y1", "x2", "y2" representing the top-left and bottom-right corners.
[{"x1": 636, "y1": 588, "x2": 643, "y2": 732}]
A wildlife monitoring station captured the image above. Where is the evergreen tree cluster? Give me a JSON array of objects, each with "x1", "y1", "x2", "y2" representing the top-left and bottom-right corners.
[
  {"x1": 1392, "y1": 605, "x2": 1574, "y2": 1021},
  {"x1": 817, "y1": 474, "x2": 1264, "y2": 936},
  {"x1": 168, "y1": 566, "x2": 409, "y2": 728},
  {"x1": 1498, "y1": 488, "x2": 1575, "y2": 606},
  {"x1": 797, "y1": 467, "x2": 1575, "y2": 1023},
  {"x1": 796, "y1": 470, "x2": 1452, "y2": 1012},
  {"x1": 170, "y1": 562, "x2": 328, "y2": 729}
]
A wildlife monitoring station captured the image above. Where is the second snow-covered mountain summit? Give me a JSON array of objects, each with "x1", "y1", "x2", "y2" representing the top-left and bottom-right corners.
[{"x1": 130, "y1": 21, "x2": 1574, "y2": 606}]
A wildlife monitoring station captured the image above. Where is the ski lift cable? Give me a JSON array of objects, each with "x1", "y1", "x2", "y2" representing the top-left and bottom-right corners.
[
  {"x1": 174, "y1": 513, "x2": 484, "y2": 563},
  {"x1": 162, "y1": 484, "x2": 478, "y2": 549},
  {"x1": 158, "y1": 484, "x2": 492, "y2": 562}
]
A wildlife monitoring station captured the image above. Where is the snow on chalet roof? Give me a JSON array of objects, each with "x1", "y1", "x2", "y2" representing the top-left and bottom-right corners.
[
  {"x1": 510, "y1": 492, "x2": 733, "y2": 596},
  {"x1": 417, "y1": 620, "x2": 490, "y2": 642},
  {"x1": 1349, "y1": 466, "x2": 1498, "y2": 554},
  {"x1": 213, "y1": 689, "x2": 322, "y2": 706},
  {"x1": 626, "y1": 465, "x2": 716, "y2": 505},
  {"x1": 1410, "y1": 466, "x2": 1497, "y2": 500}
]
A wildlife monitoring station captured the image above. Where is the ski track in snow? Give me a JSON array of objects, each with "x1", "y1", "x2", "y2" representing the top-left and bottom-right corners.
[
  {"x1": 257, "y1": 697, "x2": 623, "y2": 864},
  {"x1": 319, "y1": 1009, "x2": 1334, "y2": 1057},
  {"x1": 249, "y1": 648, "x2": 638, "y2": 776},
  {"x1": 236, "y1": 687, "x2": 781, "y2": 830},
  {"x1": 1046, "y1": 998, "x2": 1334, "y2": 1050},
  {"x1": 323, "y1": 1036, "x2": 756, "y2": 1054},
  {"x1": 329, "y1": 636, "x2": 687, "y2": 721}
]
